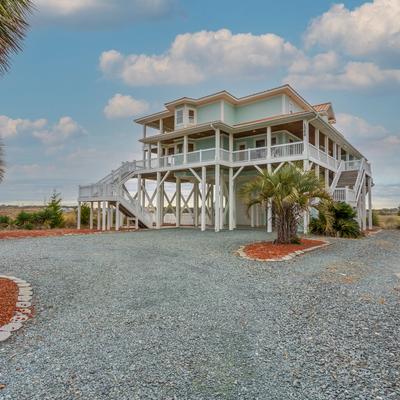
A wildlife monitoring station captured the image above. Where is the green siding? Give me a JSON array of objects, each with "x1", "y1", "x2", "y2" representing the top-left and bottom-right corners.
[
  {"x1": 235, "y1": 95, "x2": 282, "y2": 124},
  {"x1": 197, "y1": 102, "x2": 220, "y2": 124},
  {"x1": 223, "y1": 102, "x2": 236, "y2": 124}
]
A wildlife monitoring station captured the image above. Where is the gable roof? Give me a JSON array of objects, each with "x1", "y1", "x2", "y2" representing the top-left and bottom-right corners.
[{"x1": 313, "y1": 102, "x2": 336, "y2": 123}]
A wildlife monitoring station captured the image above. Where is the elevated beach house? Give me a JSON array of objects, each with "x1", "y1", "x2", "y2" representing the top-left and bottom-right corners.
[{"x1": 78, "y1": 85, "x2": 373, "y2": 232}]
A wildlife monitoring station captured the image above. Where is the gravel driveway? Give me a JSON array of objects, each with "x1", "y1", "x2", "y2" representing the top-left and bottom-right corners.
[{"x1": 0, "y1": 229, "x2": 399, "y2": 399}]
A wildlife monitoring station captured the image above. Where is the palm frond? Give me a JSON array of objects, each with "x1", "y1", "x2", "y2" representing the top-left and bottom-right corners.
[{"x1": 0, "y1": 0, "x2": 33, "y2": 75}]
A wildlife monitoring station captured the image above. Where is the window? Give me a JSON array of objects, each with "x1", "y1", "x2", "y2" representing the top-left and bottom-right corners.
[
  {"x1": 271, "y1": 137, "x2": 277, "y2": 146},
  {"x1": 176, "y1": 109, "x2": 183, "y2": 126},
  {"x1": 188, "y1": 109, "x2": 195, "y2": 124},
  {"x1": 255, "y1": 139, "x2": 266, "y2": 148}
]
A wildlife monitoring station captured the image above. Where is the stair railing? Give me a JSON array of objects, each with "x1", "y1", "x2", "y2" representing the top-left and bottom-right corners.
[{"x1": 329, "y1": 160, "x2": 344, "y2": 194}]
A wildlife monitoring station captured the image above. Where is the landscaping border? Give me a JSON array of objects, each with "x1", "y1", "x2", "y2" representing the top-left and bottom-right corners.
[
  {"x1": 0, "y1": 276, "x2": 33, "y2": 342},
  {"x1": 236, "y1": 239, "x2": 331, "y2": 262}
]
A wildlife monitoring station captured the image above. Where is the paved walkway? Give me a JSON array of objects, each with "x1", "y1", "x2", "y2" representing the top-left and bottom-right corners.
[{"x1": 0, "y1": 229, "x2": 399, "y2": 399}]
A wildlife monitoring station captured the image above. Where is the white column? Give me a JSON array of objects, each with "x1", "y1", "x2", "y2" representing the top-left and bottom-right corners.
[
  {"x1": 176, "y1": 177, "x2": 181, "y2": 227},
  {"x1": 89, "y1": 202, "x2": 93, "y2": 230},
  {"x1": 136, "y1": 174, "x2": 142, "y2": 230},
  {"x1": 324, "y1": 135, "x2": 329, "y2": 155},
  {"x1": 325, "y1": 168, "x2": 330, "y2": 189},
  {"x1": 159, "y1": 118, "x2": 163, "y2": 134},
  {"x1": 267, "y1": 126, "x2": 272, "y2": 159},
  {"x1": 77, "y1": 202, "x2": 81, "y2": 230},
  {"x1": 215, "y1": 129, "x2": 220, "y2": 161},
  {"x1": 183, "y1": 135, "x2": 188, "y2": 164},
  {"x1": 102, "y1": 201, "x2": 106, "y2": 231},
  {"x1": 362, "y1": 180, "x2": 367, "y2": 230},
  {"x1": 338, "y1": 146, "x2": 342, "y2": 161},
  {"x1": 97, "y1": 201, "x2": 101, "y2": 230},
  {"x1": 303, "y1": 124, "x2": 310, "y2": 171},
  {"x1": 229, "y1": 133, "x2": 233, "y2": 162},
  {"x1": 194, "y1": 182, "x2": 199, "y2": 227},
  {"x1": 333, "y1": 142, "x2": 337, "y2": 159},
  {"x1": 219, "y1": 169, "x2": 224, "y2": 230},
  {"x1": 214, "y1": 164, "x2": 220, "y2": 232},
  {"x1": 115, "y1": 202, "x2": 120, "y2": 231},
  {"x1": 157, "y1": 141, "x2": 162, "y2": 167},
  {"x1": 368, "y1": 177, "x2": 373, "y2": 229},
  {"x1": 315, "y1": 128, "x2": 320, "y2": 150},
  {"x1": 267, "y1": 163, "x2": 272, "y2": 232},
  {"x1": 201, "y1": 167, "x2": 206, "y2": 231},
  {"x1": 156, "y1": 172, "x2": 161, "y2": 229},
  {"x1": 229, "y1": 167, "x2": 234, "y2": 230},
  {"x1": 143, "y1": 124, "x2": 147, "y2": 166},
  {"x1": 147, "y1": 143, "x2": 152, "y2": 167},
  {"x1": 107, "y1": 206, "x2": 112, "y2": 230}
]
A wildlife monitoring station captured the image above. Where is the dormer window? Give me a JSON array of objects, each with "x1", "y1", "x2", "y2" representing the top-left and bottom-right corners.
[
  {"x1": 176, "y1": 108, "x2": 184, "y2": 126},
  {"x1": 188, "y1": 109, "x2": 195, "y2": 124},
  {"x1": 175, "y1": 106, "x2": 196, "y2": 129}
]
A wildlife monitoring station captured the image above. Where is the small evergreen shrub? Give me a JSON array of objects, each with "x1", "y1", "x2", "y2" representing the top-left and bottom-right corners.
[{"x1": 310, "y1": 200, "x2": 362, "y2": 239}]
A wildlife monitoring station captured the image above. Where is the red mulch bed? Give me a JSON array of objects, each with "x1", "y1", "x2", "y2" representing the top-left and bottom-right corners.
[
  {"x1": 0, "y1": 278, "x2": 19, "y2": 326},
  {"x1": 243, "y1": 238, "x2": 326, "y2": 260},
  {"x1": 0, "y1": 229, "x2": 102, "y2": 240}
]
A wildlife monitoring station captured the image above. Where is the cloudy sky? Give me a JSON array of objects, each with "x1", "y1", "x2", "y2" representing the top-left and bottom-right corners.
[{"x1": 0, "y1": 0, "x2": 399, "y2": 207}]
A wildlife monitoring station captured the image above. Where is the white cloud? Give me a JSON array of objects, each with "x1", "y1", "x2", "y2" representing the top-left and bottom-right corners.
[
  {"x1": 33, "y1": 0, "x2": 176, "y2": 27},
  {"x1": 285, "y1": 59, "x2": 400, "y2": 90},
  {"x1": 336, "y1": 113, "x2": 400, "y2": 193},
  {"x1": 0, "y1": 114, "x2": 86, "y2": 149},
  {"x1": 336, "y1": 113, "x2": 389, "y2": 145},
  {"x1": 32, "y1": 116, "x2": 86, "y2": 146},
  {"x1": 100, "y1": 29, "x2": 302, "y2": 86},
  {"x1": 104, "y1": 94, "x2": 149, "y2": 119},
  {"x1": 0, "y1": 116, "x2": 47, "y2": 138},
  {"x1": 305, "y1": 0, "x2": 400, "y2": 58}
]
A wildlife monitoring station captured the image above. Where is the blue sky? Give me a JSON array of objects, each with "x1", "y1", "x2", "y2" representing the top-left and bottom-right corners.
[{"x1": 0, "y1": 0, "x2": 399, "y2": 207}]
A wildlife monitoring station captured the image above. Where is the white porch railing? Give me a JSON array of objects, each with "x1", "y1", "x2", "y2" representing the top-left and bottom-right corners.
[
  {"x1": 308, "y1": 144, "x2": 340, "y2": 170},
  {"x1": 232, "y1": 142, "x2": 303, "y2": 163}
]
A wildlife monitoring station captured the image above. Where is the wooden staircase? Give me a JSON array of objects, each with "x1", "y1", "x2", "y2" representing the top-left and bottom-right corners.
[{"x1": 336, "y1": 170, "x2": 358, "y2": 189}]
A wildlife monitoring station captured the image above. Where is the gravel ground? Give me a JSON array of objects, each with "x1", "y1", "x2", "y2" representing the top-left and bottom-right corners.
[{"x1": 0, "y1": 228, "x2": 399, "y2": 399}]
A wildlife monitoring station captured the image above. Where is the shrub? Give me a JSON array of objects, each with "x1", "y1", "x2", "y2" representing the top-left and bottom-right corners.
[
  {"x1": 310, "y1": 200, "x2": 362, "y2": 239},
  {"x1": 15, "y1": 211, "x2": 33, "y2": 226},
  {"x1": 75, "y1": 203, "x2": 91, "y2": 226},
  {"x1": 0, "y1": 215, "x2": 11, "y2": 224},
  {"x1": 22, "y1": 222, "x2": 34, "y2": 230},
  {"x1": 46, "y1": 191, "x2": 65, "y2": 228}
]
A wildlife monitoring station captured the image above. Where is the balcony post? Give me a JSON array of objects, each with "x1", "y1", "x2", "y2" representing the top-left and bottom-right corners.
[
  {"x1": 147, "y1": 143, "x2": 152, "y2": 168},
  {"x1": 159, "y1": 118, "x2": 163, "y2": 135},
  {"x1": 102, "y1": 201, "x2": 106, "y2": 231},
  {"x1": 229, "y1": 133, "x2": 233, "y2": 162},
  {"x1": 183, "y1": 135, "x2": 188, "y2": 164},
  {"x1": 267, "y1": 126, "x2": 272, "y2": 159},
  {"x1": 215, "y1": 129, "x2": 220, "y2": 161},
  {"x1": 324, "y1": 135, "x2": 329, "y2": 155},
  {"x1": 157, "y1": 141, "x2": 162, "y2": 167},
  {"x1": 303, "y1": 120, "x2": 309, "y2": 170},
  {"x1": 143, "y1": 124, "x2": 147, "y2": 167}
]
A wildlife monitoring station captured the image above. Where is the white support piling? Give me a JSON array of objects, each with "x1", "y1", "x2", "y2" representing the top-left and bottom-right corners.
[
  {"x1": 176, "y1": 177, "x2": 181, "y2": 227},
  {"x1": 201, "y1": 166, "x2": 206, "y2": 231},
  {"x1": 229, "y1": 167, "x2": 234, "y2": 230},
  {"x1": 102, "y1": 201, "x2": 106, "y2": 231},
  {"x1": 215, "y1": 164, "x2": 220, "y2": 232},
  {"x1": 89, "y1": 202, "x2": 93, "y2": 230},
  {"x1": 97, "y1": 201, "x2": 101, "y2": 230},
  {"x1": 156, "y1": 172, "x2": 161, "y2": 229},
  {"x1": 77, "y1": 202, "x2": 81, "y2": 230}
]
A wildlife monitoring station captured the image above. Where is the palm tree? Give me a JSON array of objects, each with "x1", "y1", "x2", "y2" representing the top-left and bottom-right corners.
[
  {"x1": 0, "y1": 0, "x2": 33, "y2": 181},
  {"x1": 0, "y1": 0, "x2": 33, "y2": 75},
  {"x1": 240, "y1": 164, "x2": 329, "y2": 244}
]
